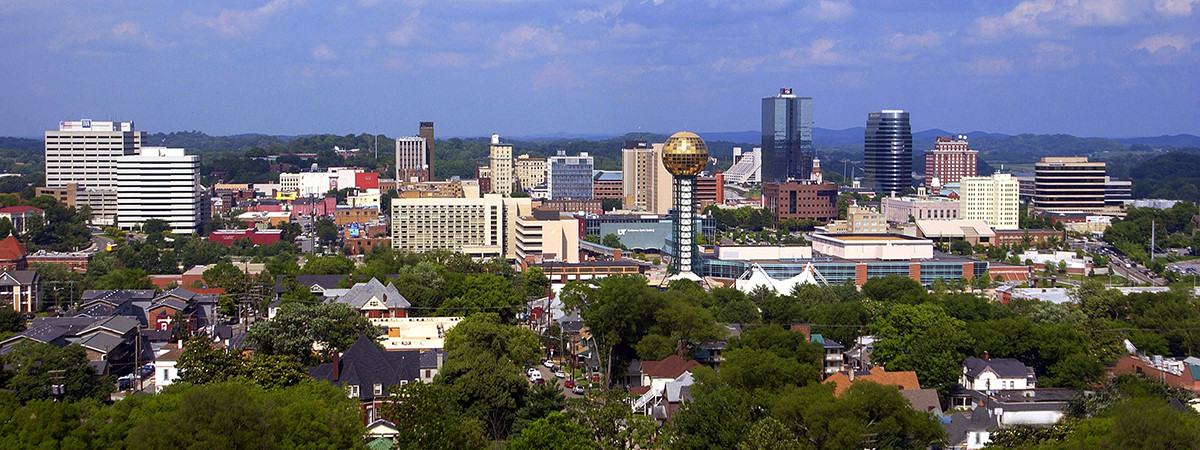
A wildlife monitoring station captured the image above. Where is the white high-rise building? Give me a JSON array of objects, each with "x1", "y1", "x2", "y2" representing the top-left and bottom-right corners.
[
  {"x1": 489, "y1": 134, "x2": 514, "y2": 196},
  {"x1": 960, "y1": 173, "x2": 1020, "y2": 230},
  {"x1": 396, "y1": 136, "x2": 428, "y2": 182},
  {"x1": 117, "y1": 147, "x2": 201, "y2": 234},
  {"x1": 44, "y1": 120, "x2": 145, "y2": 224}
]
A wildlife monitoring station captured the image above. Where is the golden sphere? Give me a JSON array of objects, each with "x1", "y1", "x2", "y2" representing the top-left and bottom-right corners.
[{"x1": 662, "y1": 131, "x2": 709, "y2": 176}]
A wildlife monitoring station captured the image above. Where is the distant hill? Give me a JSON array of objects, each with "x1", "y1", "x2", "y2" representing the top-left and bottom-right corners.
[
  {"x1": 1113, "y1": 134, "x2": 1200, "y2": 148},
  {"x1": 0, "y1": 137, "x2": 42, "y2": 153},
  {"x1": 149, "y1": 131, "x2": 292, "y2": 152},
  {"x1": 1129, "y1": 151, "x2": 1200, "y2": 202}
]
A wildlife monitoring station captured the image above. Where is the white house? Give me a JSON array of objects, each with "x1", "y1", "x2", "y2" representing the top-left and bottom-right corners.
[
  {"x1": 961, "y1": 355, "x2": 1036, "y2": 391},
  {"x1": 154, "y1": 344, "x2": 183, "y2": 393}
]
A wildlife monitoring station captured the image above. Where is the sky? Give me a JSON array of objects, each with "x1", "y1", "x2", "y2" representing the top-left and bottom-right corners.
[{"x1": 0, "y1": 0, "x2": 1197, "y2": 139}]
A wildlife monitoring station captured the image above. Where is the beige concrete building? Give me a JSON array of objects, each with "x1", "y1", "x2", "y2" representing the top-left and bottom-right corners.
[
  {"x1": 390, "y1": 194, "x2": 531, "y2": 259},
  {"x1": 621, "y1": 141, "x2": 672, "y2": 214},
  {"x1": 514, "y1": 154, "x2": 546, "y2": 190},
  {"x1": 515, "y1": 208, "x2": 581, "y2": 265},
  {"x1": 395, "y1": 136, "x2": 429, "y2": 183},
  {"x1": 44, "y1": 120, "x2": 145, "y2": 225},
  {"x1": 489, "y1": 134, "x2": 514, "y2": 195},
  {"x1": 960, "y1": 173, "x2": 1020, "y2": 230},
  {"x1": 823, "y1": 205, "x2": 888, "y2": 233}
]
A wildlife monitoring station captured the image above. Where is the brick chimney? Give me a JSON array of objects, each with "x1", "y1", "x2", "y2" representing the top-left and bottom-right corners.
[
  {"x1": 332, "y1": 352, "x2": 340, "y2": 382},
  {"x1": 983, "y1": 351, "x2": 989, "y2": 360}
]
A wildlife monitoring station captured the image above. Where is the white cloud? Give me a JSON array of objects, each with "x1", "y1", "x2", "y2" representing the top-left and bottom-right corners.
[
  {"x1": 608, "y1": 22, "x2": 648, "y2": 39},
  {"x1": 781, "y1": 38, "x2": 854, "y2": 66},
  {"x1": 711, "y1": 56, "x2": 767, "y2": 73},
  {"x1": 973, "y1": 0, "x2": 1195, "y2": 39},
  {"x1": 888, "y1": 30, "x2": 944, "y2": 51},
  {"x1": 1030, "y1": 41, "x2": 1079, "y2": 68},
  {"x1": 1154, "y1": 0, "x2": 1198, "y2": 15},
  {"x1": 387, "y1": 10, "x2": 421, "y2": 46},
  {"x1": 201, "y1": 0, "x2": 303, "y2": 37},
  {"x1": 311, "y1": 44, "x2": 337, "y2": 61},
  {"x1": 531, "y1": 60, "x2": 585, "y2": 90},
  {"x1": 804, "y1": 0, "x2": 854, "y2": 22},
  {"x1": 566, "y1": 1, "x2": 625, "y2": 24},
  {"x1": 493, "y1": 25, "x2": 566, "y2": 63},
  {"x1": 1132, "y1": 33, "x2": 1196, "y2": 52},
  {"x1": 111, "y1": 21, "x2": 173, "y2": 49}
]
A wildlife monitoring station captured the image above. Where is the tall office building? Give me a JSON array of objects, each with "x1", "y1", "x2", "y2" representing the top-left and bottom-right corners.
[
  {"x1": 924, "y1": 135, "x2": 976, "y2": 187},
  {"x1": 960, "y1": 173, "x2": 1019, "y2": 230},
  {"x1": 395, "y1": 136, "x2": 428, "y2": 182},
  {"x1": 514, "y1": 154, "x2": 547, "y2": 190},
  {"x1": 390, "y1": 194, "x2": 532, "y2": 259},
  {"x1": 43, "y1": 120, "x2": 145, "y2": 225},
  {"x1": 1033, "y1": 157, "x2": 1107, "y2": 213},
  {"x1": 116, "y1": 147, "x2": 201, "y2": 234},
  {"x1": 547, "y1": 151, "x2": 594, "y2": 200},
  {"x1": 761, "y1": 88, "x2": 814, "y2": 183},
  {"x1": 864, "y1": 110, "x2": 913, "y2": 196},
  {"x1": 621, "y1": 141, "x2": 673, "y2": 214},
  {"x1": 419, "y1": 122, "x2": 435, "y2": 179},
  {"x1": 489, "y1": 134, "x2": 514, "y2": 195}
]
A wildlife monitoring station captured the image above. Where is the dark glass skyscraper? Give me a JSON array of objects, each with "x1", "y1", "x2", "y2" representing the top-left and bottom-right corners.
[
  {"x1": 761, "y1": 88, "x2": 813, "y2": 183},
  {"x1": 864, "y1": 110, "x2": 912, "y2": 196}
]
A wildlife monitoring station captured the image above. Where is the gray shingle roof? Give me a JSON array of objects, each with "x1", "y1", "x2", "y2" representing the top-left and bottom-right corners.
[
  {"x1": 964, "y1": 356, "x2": 1032, "y2": 379},
  {"x1": 0, "y1": 270, "x2": 38, "y2": 285},
  {"x1": 330, "y1": 278, "x2": 410, "y2": 309},
  {"x1": 79, "y1": 315, "x2": 139, "y2": 337},
  {"x1": 309, "y1": 335, "x2": 420, "y2": 400},
  {"x1": 75, "y1": 332, "x2": 125, "y2": 353}
]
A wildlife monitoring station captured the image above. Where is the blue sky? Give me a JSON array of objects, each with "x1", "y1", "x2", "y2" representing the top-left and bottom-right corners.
[{"x1": 0, "y1": 0, "x2": 1197, "y2": 139}]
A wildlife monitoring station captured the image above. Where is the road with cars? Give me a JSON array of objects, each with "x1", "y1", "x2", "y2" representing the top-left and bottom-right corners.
[{"x1": 528, "y1": 359, "x2": 585, "y2": 398}]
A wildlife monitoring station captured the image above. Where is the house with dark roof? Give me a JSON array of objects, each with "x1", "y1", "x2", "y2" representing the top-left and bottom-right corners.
[
  {"x1": 942, "y1": 408, "x2": 1000, "y2": 449},
  {"x1": 273, "y1": 274, "x2": 349, "y2": 300},
  {"x1": 634, "y1": 355, "x2": 699, "y2": 393},
  {"x1": 0, "y1": 235, "x2": 28, "y2": 270},
  {"x1": 419, "y1": 349, "x2": 446, "y2": 383},
  {"x1": 0, "y1": 270, "x2": 39, "y2": 313},
  {"x1": 309, "y1": 335, "x2": 422, "y2": 424},
  {"x1": 327, "y1": 278, "x2": 410, "y2": 319},
  {"x1": 146, "y1": 287, "x2": 219, "y2": 334},
  {"x1": 0, "y1": 315, "x2": 144, "y2": 375},
  {"x1": 79, "y1": 289, "x2": 157, "y2": 326},
  {"x1": 961, "y1": 355, "x2": 1036, "y2": 392}
]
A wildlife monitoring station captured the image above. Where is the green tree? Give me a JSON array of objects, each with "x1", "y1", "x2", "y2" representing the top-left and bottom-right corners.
[
  {"x1": 3, "y1": 341, "x2": 112, "y2": 403},
  {"x1": 202, "y1": 260, "x2": 246, "y2": 292},
  {"x1": 0, "y1": 307, "x2": 25, "y2": 334},
  {"x1": 601, "y1": 233, "x2": 626, "y2": 250},
  {"x1": 92, "y1": 268, "x2": 154, "y2": 290},
  {"x1": 737, "y1": 417, "x2": 802, "y2": 450},
  {"x1": 245, "y1": 303, "x2": 380, "y2": 364},
  {"x1": 176, "y1": 338, "x2": 243, "y2": 385},
  {"x1": 380, "y1": 381, "x2": 489, "y2": 449},
  {"x1": 508, "y1": 412, "x2": 596, "y2": 450},
  {"x1": 564, "y1": 388, "x2": 660, "y2": 449},
  {"x1": 300, "y1": 255, "x2": 355, "y2": 275},
  {"x1": 872, "y1": 303, "x2": 972, "y2": 395},
  {"x1": 314, "y1": 217, "x2": 338, "y2": 247},
  {"x1": 141, "y1": 218, "x2": 171, "y2": 234},
  {"x1": 513, "y1": 380, "x2": 568, "y2": 435}
]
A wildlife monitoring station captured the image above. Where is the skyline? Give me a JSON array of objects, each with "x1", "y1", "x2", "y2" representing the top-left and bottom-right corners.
[{"x1": 1, "y1": 1, "x2": 1197, "y2": 139}]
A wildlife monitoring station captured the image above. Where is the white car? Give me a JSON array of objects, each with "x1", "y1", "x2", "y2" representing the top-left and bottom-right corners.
[
  {"x1": 526, "y1": 367, "x2": 538, "y2": 378},
  {"x1": 530, "y1": 372, "x2": 543, "y2": 382},
  {"x1": 554, "y1": 370, "x2": 566, "y2": 378},
  {"x1": 543, "y1": 360, "x2": 555, "y2": 369}
]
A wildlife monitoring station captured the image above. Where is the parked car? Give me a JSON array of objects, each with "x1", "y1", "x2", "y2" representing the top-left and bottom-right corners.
[
  {"x1": 572, "y1": 385, "x2": 585, "y2": 395},
  {"x1": 535, "y1": 379, "x2": 546, "y2": 386},
  {"x1": 526, "y1": 367, "x2": 538, "y2": 378},
  {"x1": 554, "y1": 370, "x2": 565, "y2": 378},
  {"x1": 543, "y1": 359, "x2": 555, "y2": 369},
  {"x1": 530, "y1": 372, "x2": 543, "y2": 382},
  {"x1": 564, "y1": 380, "x2": 575, "y2": 389},
  {"x1": 117, "y1": 374, "x2": 138, "y2": 390}
]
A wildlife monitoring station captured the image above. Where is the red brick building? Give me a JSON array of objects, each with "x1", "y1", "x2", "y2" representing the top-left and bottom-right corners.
[
  {"x1": 924, "y1": 136, "x2": 976, "y2": 187},
  {"x1": 761, "y1": 181, "x2": 839, "y2": 223},
  {"x1": 208, "y1": 228, "x2": 283, "y2": 246},
  {"x1": 0, "y1": 236, "x2": 27, "y2": 271}
]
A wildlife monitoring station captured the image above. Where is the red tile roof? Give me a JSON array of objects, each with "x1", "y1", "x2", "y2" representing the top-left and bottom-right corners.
[
  {"x1": 0, "y1": 236, "x2": 27, "y2": 261},
  {"x1": 640, "y1": 355, "x2": 699, "y2": 380},
  {"x1": 823, "y1": 366, "x2": 921, "y2": 396},
  {"x1": 0, "y1": 206, "x2": 42, "y2": 214}
]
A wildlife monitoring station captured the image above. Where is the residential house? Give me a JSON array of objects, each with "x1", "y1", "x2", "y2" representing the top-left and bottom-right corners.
[
  {"x1": 154, "y1": 343, "x2": 183, "y2": 393},
  {"x1": 634, "y1": 355, "x2": 699, "y2": 392},
  {"x1": 693, "y1": 323, "x2": 742, "y2": 368},
  {"x1": 900, "y1": 389, "x2": 943, "y2": 415},
  {"x1": 961, "y1": 355, "x2": 1036, "y2": 392},
  {"x1": 0, "y1": 315, "x2": 142, "y2": 375},
  {"x1": 0, "y1": 235, "x2": 27, "y2": 270},
  {"x1": 823, "y1": 366, "x2": 921, "y2": 396},
  {"x1": 949, "y1": 387, "x2": 1073, "y2": 427},
  {"x1": 811, "y1": 333, "x2": 845, "y2": 377},
  {"x1": 942, "y1": 409, "x2": 1000, "y2": 449},
  {"x1": 78, "y1": 289, "x2": 156, "y2": 325},
  {"x1": 272, "y1": 274, "x2": 350, "y2": 302},
  {"x1": 631, "y1": 365, "x2": 696, "y2": 422},
  {"x1": 0, "y1": 270, "x2": 39, "y2": 313},
  {"x1": 146, "y1": 288, "x2": 218, "y2": 334},
  {"x1": 327, "y1": 278, "x2": 410, "y2": 319},
  {"x1": 419, "y1": 349, "x2": 447, "y2": 383},
  {"x1": 0, "y1": 206, "x2": 43, "y2": 235},
  {"x1": 309, "y1": 335, "x2": 422, "y2": 424}
]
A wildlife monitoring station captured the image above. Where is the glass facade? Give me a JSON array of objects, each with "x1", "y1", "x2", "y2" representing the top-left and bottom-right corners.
[
  {"x1": 700, "y1": 256, "x2": 986, "y2": 287},
  {"x1": 548, "y1": 154, "x2": 594, "y2": 200},
  {"x1": 761, "y1": 89, "x2": 813, "y2": 183},
  {"x1": 864, "y1": 110, "x2": 912, "y2": 196}
]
